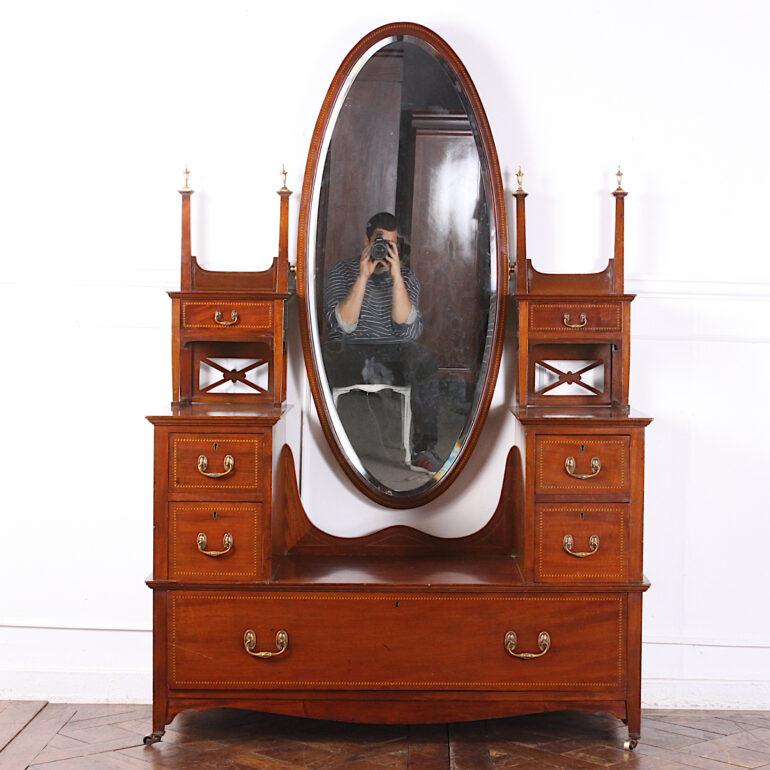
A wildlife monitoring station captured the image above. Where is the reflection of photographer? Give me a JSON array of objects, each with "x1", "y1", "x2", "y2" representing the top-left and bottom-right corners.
[{"x1": 324, "y1": 212, "x2": 441, "y2": 473}]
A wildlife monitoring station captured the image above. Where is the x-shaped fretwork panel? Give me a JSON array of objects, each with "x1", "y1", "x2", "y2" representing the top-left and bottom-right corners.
[
  {"x1": 529, "y1": 343, "x2": 612, "y2": 404},
  {"x1": 199, "y1": 357, "x2": 268, "y2": 395}
]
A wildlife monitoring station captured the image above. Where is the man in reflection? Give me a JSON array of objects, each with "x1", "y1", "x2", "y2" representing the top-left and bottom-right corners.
[{"x1": 324, "y1": 212, "x2": 442, "y2": 474}]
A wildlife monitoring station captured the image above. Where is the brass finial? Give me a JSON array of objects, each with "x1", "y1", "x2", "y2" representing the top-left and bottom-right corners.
[
  {"x1": 615, "y1": 165, "x2": 624, "y2": 192},
  {"x1": 515, "y1": 166, "x2": 525, "y2": 192},
  {"x1": 179, "y1": 165, "x2": 192, "y2": 193},
  {"x1": 279, "y1": 164, "x2": 289, "y2": 192}
]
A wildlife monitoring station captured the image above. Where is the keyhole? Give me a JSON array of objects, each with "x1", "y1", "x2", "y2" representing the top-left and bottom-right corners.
[
  {"x1": 579, "y1": 511, "x2": 585, "y2": 521},
  {"x1": 579, "y1": 443, "x2": 585, "y2": 452},
  {"x1": 395, "y1": 601, "x2": 400, "y2": 608},
  {"x1": 212, "y1": 511, "x2": 218, "y2": 520},
  {"x1": 213, "y1": 442, "x2": 219, "y2": 451}
]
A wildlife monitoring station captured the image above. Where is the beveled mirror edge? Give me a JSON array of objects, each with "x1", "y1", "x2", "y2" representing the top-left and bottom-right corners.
[{"x1": 296, "y1": 21, "x2": 509, "y2": 509}]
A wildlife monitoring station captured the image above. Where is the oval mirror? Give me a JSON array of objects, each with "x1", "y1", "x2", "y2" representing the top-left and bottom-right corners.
[{"x1": 297, "y1": 22, "x2": 508, "y2": 508}]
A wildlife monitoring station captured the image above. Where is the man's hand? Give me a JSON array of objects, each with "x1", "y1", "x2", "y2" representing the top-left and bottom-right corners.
[
  {"x1": 384, "y1": 240, "x2": 402, "y2": 282},
  {"x1": 337, "y1": 241, "x2": 377, "y2": 329},
  {"x1": 386, "y1": 241, "x2": 413, "y2": 324},
  {"x1": 358, "y1": 242, "x2": 378, "y2": 278}
]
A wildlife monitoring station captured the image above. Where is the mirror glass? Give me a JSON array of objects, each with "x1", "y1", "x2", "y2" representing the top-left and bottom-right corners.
[{"x1": 307, "y1": 35, "x2": 499, "y2": 501}]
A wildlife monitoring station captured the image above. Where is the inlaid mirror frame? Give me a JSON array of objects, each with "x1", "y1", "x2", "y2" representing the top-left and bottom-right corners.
[{"x1": 296, "y1": 21, "x2": 509, "y2": 509}]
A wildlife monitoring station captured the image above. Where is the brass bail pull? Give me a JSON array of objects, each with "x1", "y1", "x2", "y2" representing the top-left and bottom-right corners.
[
  {"x1": 243, "y1": 629, "x2": 289, "y2": 659},
  {"x1": 214, "y1": 309, "x2": 239, "y2": 326},
  {"x1": 564, "y1": 456, "x2": 601, "y2": 480},
  {"x1": 504, "y1": 631, "x2": 551, "y2": 659},
  {"x1": 197, "y1": 454, "x2": 235, "y2": 478},
  {"x1": 196, "y1": 532, "x2": 234, "y2": 557},
  {"x1": 563, "y1": 533, "x2": 600, "y2": 558},
  {"x1": 563, "y1": 312, "x2": 588, "y2": 328}
]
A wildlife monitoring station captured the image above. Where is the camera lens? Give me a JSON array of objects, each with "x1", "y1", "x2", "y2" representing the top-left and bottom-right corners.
[{"x1": 370, "y1": 234, "x2": 388, "y2": 260}]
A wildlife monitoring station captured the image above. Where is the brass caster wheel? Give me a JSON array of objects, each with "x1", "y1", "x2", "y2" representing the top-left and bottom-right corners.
[
  {"x1": 143, "y1": 731, "x2": 164, "y2": 745},
  {"x1": 624, "y1": 738, "x2": 638, "y2": 751}
]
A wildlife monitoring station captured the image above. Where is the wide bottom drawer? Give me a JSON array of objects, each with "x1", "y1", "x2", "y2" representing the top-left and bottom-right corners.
[{"x1": 168, "y1": 592, "x2": 626, "y2": 692}]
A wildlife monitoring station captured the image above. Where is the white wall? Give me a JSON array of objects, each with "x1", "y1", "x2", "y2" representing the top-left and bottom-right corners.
[{"x1": 1, "y1": 0, "x2": 769, "y2": 708}]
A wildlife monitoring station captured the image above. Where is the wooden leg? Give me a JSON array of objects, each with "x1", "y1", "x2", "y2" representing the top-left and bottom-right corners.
[
  {"x1": 625, "y1": 591, "x2": 643, "y2": 750},
  {"x1": 145, "y1": 590, "x2": 168, "y2": 745}
]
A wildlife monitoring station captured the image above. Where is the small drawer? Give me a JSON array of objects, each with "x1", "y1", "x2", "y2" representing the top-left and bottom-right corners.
[
  {"x1": 535, "y1": 435, "x2": 630, "y2": 495},
  {"x1": 168, "y1": 592, "x2": 625, "y2": 692},
  {"x1": 169, "y1": 503, "x2": 264, "y2": 581},
  {"x1": 530, "y1": 303, "x2": 621, "y2": 333},
  {"x1": 181, "y1": 300, "x2": 273, "y2": 331},
  {"x1": 169, "y1": 434, "x2": 264, "y2": 496},
  {"x1": 536, "y1": 504, "x2": 628, "y2": 583}
]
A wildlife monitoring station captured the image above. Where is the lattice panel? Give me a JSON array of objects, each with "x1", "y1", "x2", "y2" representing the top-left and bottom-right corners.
[
  {"x1": 190, "y1": 341, "x2": 273, "y2": 401},
  {"x1": 528, "y1": 343, "x2": 613, "y2": 404},
  {"x1": 199, "y1": 356, "x2": 269, "y2": 395},
  {"x1": 534, "y1": 359, "x2": 605, "y2": 397}
]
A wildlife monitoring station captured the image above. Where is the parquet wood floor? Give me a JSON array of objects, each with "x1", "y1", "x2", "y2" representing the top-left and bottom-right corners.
[{"x1": 2, "y1": 701, "x2": 770, "y2": 769}]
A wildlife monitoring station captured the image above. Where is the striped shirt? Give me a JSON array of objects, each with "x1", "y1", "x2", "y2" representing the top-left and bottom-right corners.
[{"x1": 324, "y1": 257, "x2": 423, "y2": 344}]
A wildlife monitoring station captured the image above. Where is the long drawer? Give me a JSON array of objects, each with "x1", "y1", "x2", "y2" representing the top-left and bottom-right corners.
[{"x1": 168, "y1": 592, "x2": 626, "y2": 692}]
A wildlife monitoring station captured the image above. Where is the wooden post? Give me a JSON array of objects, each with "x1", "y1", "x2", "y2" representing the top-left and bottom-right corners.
[
  {"x1": 276, "y1": 165, "x2": 292, "y2": 293},
  {"x1": 612, "y1": 167, "x2": 627, "y2": 294},
  {"x1": 513, "y1": 167, "x2": 528, "y2": 294},
  {"x1": 179, "y1": 166, "x2": 194, "y2": 291}
]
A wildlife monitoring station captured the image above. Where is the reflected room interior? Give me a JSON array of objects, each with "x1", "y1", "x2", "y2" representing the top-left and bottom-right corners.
[{"x1": 313, "y1": 40, "x2": 494, "y2": 493}]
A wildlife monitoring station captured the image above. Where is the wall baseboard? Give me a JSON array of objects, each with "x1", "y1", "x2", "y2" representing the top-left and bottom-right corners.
[
  {"x1": 3, "y1": 668, "x2": 768, "y2": 709},
  {"x1": 642, "y1": 678, "x2": 770, "y2": 710},
  {"x1": 0, "y1": 669, "x2": 151, "y2": 705}
]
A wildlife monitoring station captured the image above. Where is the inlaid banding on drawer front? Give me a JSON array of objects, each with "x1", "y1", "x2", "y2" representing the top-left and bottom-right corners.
[
  {"x1": 181, "y1": 301, "x2": 273, "y2": 330},
  {"x1": 529, "y1": 303, "x2": 621, "y2": 332},
  {"x1": 169, "y1": 593, "x2": 625, "y2": 690},
  {"x1": 170, "y1": 436, "x2": 262, "y2": 491},
  {"x1": 170, "y1": 503, "x2": 262, "y2": 579},
  {"x1": 536, "y1": 437, "x2": 630, "y2": 494},
  {"x1": 536, "y1": 504, "x2": 628, "y2": 582}
]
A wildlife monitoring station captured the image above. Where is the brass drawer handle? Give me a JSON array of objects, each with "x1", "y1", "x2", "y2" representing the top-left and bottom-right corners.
[
  {"x1": 504, "y1": 631, "x2": 551, "y2": 659},
  {"x1": 196, "y1": 531, "x2": 233, "y2": 557},
  {"x1": 244, "y1": 629, "x2": 288, "y2": 659},
  {"x1": 214, "y1": 309, "x2": 239, "y2": 326},
  {"x1": 564, "y1": 456, "x2": 601, "y2": 479},
  {"x1": 563, "y1": 312, "x2": 587, "y2": 328},
  {"x1": 563, "y1": 533, "x2": 600, "y2": 558},
  {"x1": 197, "y1": 454, "x2": 234, "y2": 478}
]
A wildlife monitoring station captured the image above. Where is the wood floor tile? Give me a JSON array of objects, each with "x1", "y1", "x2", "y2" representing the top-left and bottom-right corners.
[
  {"x1": 405, "y1": 724, "x2": 447, "y2": 770},
  {"x1": 61, "y1": 708, "x2": 152, "y2": 734},
  {"x1": 0, "y1": 701, "x2": 47, "y2": 753},
  {"x1": 448, "y1": 721, "x2": 493, "y2": 770},
  {"x1": 67, "y1": 706, "x2": 149, "y2": 724},
  {"x1": 686, "y1": 744, "x2": 770, "y2": 769},
  {"x1": 636, "y1": 741, "x2": 764, "y2": 769},
  {"x1": 0, "y1": 703, "x2": 76, "y2": 770},
  {"x1": 5, "y1": 704, "x2": 770, "y2": 769}
]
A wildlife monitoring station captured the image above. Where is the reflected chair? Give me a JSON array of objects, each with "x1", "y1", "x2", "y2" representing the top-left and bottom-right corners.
[{"x1": 332, "y1": 384, "x2": 412, "y2": 464}]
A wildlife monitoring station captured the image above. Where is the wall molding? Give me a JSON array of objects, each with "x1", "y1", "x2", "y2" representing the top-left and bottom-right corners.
[
  {"x1": 4, "y1": 269, "x2": 770, "y2": 301},
  {"x1": 626, "y1": 274, "x2": 770, "y2": 301}
]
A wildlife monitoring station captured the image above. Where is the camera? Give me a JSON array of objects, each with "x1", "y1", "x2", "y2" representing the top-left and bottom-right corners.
[{"x1": 370, "y1": 232, "x2": 389, "y2": 261}]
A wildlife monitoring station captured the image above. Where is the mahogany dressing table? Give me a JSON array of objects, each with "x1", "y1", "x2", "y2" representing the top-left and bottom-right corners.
[{"x1": 144, "y1": 23, "x2": 651, "y2": 752}]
